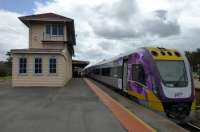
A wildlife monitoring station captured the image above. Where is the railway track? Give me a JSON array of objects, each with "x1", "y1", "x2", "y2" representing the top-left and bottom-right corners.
[
  {"x1": 182, "y1": 122, "x2": 200, "y2": 132},
  {"x1": 187, "y1": 123, "x2": 200, "y2": 130},
  {"x1": 196, "y1": 105, "x2": 200, "y2": 109}
]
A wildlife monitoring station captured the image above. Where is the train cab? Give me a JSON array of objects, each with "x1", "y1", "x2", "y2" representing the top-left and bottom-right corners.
[{"x1": 127, "y1": 47, "x2": 195, "y2": 120}]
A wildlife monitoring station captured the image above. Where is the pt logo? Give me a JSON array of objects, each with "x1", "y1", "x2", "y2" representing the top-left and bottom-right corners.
[{"x1": 175, "y1": 92, "x2": 183, "y2": 97}]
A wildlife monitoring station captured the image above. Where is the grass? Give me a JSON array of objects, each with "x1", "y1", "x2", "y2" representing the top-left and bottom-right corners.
[{"x1": 0, "y1": 76, "x2": 11, "y2": 81}]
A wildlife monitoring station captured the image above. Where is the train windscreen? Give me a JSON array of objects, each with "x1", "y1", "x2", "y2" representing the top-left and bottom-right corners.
[{"x1": 156, "y1": 60, "x2": 188, "y2": 87}]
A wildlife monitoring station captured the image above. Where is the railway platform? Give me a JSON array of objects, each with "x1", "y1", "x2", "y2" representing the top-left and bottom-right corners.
[
  {"x1": 85, "y1": 78, "x2": 188, "y2": 132},
  {"x1": 0, "y1": 78, "x2": 190, "y2": 132},
  {"x1": 0, "y1": 78, "x2": 125, "y2": 132}
]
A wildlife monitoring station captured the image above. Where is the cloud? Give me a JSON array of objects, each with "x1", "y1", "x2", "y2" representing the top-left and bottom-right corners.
[
  {"x1": 95, "y1": 0, "x2": 138, "y2": 21},
  {"x1": 154, "y1": 10, "x2": 167, "y2": 20},
  {"x1": 90, "y1": 23, "x2": 141, "y2": 40},
  {"x1": 89, "y1": 0, "x2": 140, "y2": 40},
  {"x1": 0, "y1": 0, "x2": 200, "y2": 63},
  {"x1": 89, "y1": 3, "x2": 180, "y2": 40},
  {"x1": 141, "y1": 10, "x2": 181, "y2": 37},
  {"x1": 0, "y1": 10, "x2": 28, "y2": 60}
]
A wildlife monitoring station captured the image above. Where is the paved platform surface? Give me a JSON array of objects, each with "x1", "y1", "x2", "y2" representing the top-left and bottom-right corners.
[
  {"x1": 88, "y1": 79, "x2": 188, "y2": 132},
  {"x1": 85, "y1": 79, "x2": 155, "y2": 132},
  {"x1": 0, "y1": 78, "x2": 126, "y2": 132}
]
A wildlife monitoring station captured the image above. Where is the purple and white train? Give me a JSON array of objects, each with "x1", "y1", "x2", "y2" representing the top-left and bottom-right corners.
[{"x1": 83, "y1": 47, "x2": 196, "y2": 121}]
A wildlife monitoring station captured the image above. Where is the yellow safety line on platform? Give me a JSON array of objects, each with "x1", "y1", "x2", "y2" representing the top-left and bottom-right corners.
[{"x1": 84, "y1": 78, "x2": 156, "y2": 132}]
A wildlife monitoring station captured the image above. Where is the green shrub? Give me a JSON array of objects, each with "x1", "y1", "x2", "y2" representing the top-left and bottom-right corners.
[{"x1": 0, "y1": 63, "x2": 9, "y2": 77}]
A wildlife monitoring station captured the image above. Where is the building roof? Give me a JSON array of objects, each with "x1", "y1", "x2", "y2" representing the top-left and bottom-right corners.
[
  {"x1": 18, "y1": 12, "x2": 76, "y2": 53},
  {"x1": 72, "y1": 60, "x2": 89, "y2": 65},
  {"x1": 19, "y1": 13, "x2": 73, "y2": 26},
  {"x1": 11, "y1": 49, "x2": 63, "y2": 54},
  {"x1": 72, "y1": 60, "x2": 89, "y2": 68}
]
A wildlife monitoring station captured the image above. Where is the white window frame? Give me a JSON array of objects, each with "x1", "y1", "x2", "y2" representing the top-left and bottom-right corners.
[
  {"x1": 34, "y1": 57, "x2": 43, "y2": 74},
  {"x1": 45, "y1": 24, "x2": 64, "y2": 36},
  {"x1": 18, "y1": 57, "x2": 27, "y2": 75},
  {"x1": 49, "y1": 57, "x2": 57, "y2": 74}
]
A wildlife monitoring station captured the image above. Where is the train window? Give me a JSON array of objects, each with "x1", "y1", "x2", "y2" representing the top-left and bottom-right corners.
[
  {"x1": 151, "y1": 51, "x2": 158, "y2": 56},
  {"x1": 117, "y1": 67, "x2": 122, "y2": 78},
  {"x1": 96, "y1": 69, "x2": 100, "y2": 74},
  {"x1": 93, "y1": 69, "x2": 100, "y2": 75},
  {"x1": 132, "y1": 64, "x2": 146, "y2": 85},
  {"x1": 111, "y1": 66, "x2": 122, "y2": 78},
  {"x1": 99, "y1": 68, "x2": 102, "y2": 75},
  {"x1": 167, "y1": 51, "x2": 172, "y2": 56},
  {"x1": 160, "y1": 51, "x2": 166, "y2": 55},
  {"x1": 102, "y1": 68, "x2": 111, "y2": 76},
  {"x1": 174, "y1": 51, "x2": 181, "y2": 57}
]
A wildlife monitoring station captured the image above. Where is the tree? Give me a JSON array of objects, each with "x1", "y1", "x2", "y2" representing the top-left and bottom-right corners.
[
  {"x1": 5, "y1": 52, "x2": 12, "y2": 75},
  {"x1": 185, "y1": 48, "x2": 200, "y2": 72},
  {"x1": 0, "y1": 51, "x2": 12, "y2": 77}
]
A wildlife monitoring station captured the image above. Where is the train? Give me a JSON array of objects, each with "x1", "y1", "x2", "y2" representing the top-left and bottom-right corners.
[{"x1": 83, "y1": 47, "x2": 196, "y2": 121}]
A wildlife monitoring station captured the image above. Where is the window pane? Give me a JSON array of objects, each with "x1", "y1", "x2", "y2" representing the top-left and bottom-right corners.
[
  {"x1": 102, "y1": 68, "x2": 110, "y2": 76},
  {"x1": 156, "y1": 60, "x2": 188, "y2": 87},
  {"x1": 110, "y1": 66, "x2": 122, "y2": 78},
  {"x1": 46, "y1": 24, "x2": 51, "y2": 34},
  {"x1": 52, "y1": 24, "x2": 58, "y2": 35},
  {"x1": 49, "y1": 58, "x2": 57, "y2": 73},
  {"x1": 132, "y1": 65, "x2": 139, "y2": 81},
  {"x1": 58, "y1": 24, "x2": 64, "y2": 35},
  {"x1": 35, "y1": 58, "x2": 42, "y2": 73},
  {"x1": 132, "y1": 64, "x2": 145, "y2": 85},
  {"x1": 19, "y1": 58, "x2": 27, "y2": 73},
  {"x1": 23, "y1": 68, "x2": 26, "y2": 73}
]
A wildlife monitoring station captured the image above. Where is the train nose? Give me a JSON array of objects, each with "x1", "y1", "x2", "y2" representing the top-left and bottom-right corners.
[
  {"x1": 163, "y1": 102, "x2": 191, "y2": 120},
  {"x1": 178, "y1": 107, "x2": 184, "y2": 111}
]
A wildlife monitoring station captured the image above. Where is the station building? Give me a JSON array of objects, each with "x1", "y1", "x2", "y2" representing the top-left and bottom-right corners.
[{"x1": 11, "y1": 13, "x2": 76, "y2": 87}]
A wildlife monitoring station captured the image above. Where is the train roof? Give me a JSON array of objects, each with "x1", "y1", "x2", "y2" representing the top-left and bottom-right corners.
[
  {"x1": 83, "y1": 48, "x2": 140, "y2": 70},
  {"x1": 83, "y1": 47, "x2": 182, "y2": 70},
  {"x1": 146, "y1": 47, "x2": 183, "y2": 60}
]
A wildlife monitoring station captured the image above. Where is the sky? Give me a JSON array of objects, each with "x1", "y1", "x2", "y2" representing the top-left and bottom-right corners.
[{"x1": 0, "y1": 0, "x2": 200, "y2": 63}]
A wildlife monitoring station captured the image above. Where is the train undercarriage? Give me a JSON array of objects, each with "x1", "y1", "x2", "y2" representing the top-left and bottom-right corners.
[{"x1": 162, "y1": 102, "x2": 192, "y2": 123}]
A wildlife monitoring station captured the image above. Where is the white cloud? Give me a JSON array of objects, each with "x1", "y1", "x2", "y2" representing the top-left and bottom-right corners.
[
  {"x1": 0, "y1": 10, "x2": 28, "y2": 60},
  {"x1": 0, "y1": 0, "x2": 200, "y2": 63}
]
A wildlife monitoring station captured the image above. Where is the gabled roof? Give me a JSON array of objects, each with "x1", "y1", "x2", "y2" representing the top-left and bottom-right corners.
[
  {"x1": 17, "y1": 13, "x2": 76, "y2": 54},
  {"x1": 19, "y1": 13, "x2": 73, "y2": 26}
]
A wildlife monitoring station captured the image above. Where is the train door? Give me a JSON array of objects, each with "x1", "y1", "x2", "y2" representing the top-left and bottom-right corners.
[{"x1": 122, "y1": 59, "x2": 128, "y2": 92}]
